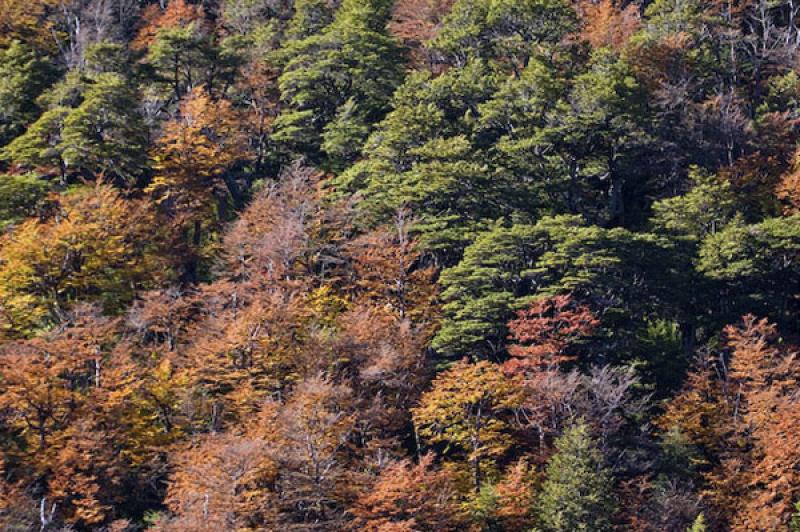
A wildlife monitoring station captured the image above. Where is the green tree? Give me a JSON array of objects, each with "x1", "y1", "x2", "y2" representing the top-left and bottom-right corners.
[
  {"x1": 2, "y1": 73, "x2": 147, "y2": 183},
  {"x1": 58, "y1": 73, "x2": 148, "y2": 182},
  {"x1": 273, "y1": 0, "x2": 403, "y2": 167},
  {"x1": 430, "y1": 0, "x2": 576, "y2": 68},
  {"x1": 284, "y1": 0, "x2": 336, "y2": 40},
  {"x1": 536, "y1": 420, "x2": 615, "y2": 532},
  {"x1": 514, "y1": 49, "x2": 651, "y2": 226},
  {"x1": 0, "y1": 40, "x2": 54, "y2": 146},
  {"x1": 340, "y1": 60, "x2": 502, "y2": 258},
  {"x1": 651, "y1": 168, "x2": 738, "y2": 241},
  {"x1": 433, "y1": 216, "x2": 673, "y2": 359},
  {"x1": 0, "y1": 172, "x2": 50, "y2": 229},
  {"x1": 698, "y1": 214, "x2": 800, "y2": 328}
]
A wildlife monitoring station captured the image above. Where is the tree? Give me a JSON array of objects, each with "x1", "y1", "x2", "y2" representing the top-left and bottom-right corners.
[
  {"x1": 58, "y1": 73, "x2": 148, "y2": 183},
  {"x1": 721, "y1": 316, "x2": 800, "y2": 530},
  {"x1": 660, "y1": 316, "x2": 800, "y2": 529},
  {"x1": 0, "y1": 0, "x2": 56, "y2": 50},
  {"x1": 284, "y1": 0, "x2": 336, "y2": 41},
  {"x1": 430, "y1": 0, "x2": 576, "y2": 69},
  {"x1": 0, "y1": 40, "x2": 54, "y2": 147},
  {"x1": 344, "y1": 211, "x2": 438, "y2": 321},
  {"x1": 389, "y1": 0, "x2": 455, "y2": 65},
  {"x1": 514, "y1": 49, "x2": 651, "y2": 226},
  {"x1": 273, "y1": 0, "x2": 403, "y2": 167},
  {"x1": 0, "y1": 172, "x2": 50, "y2": 228},
  {"x1": 433, "y1": 216, "x2": 671, "y2": 359},
  {"x1": 2, "y1": 72, "x2": 147, "y2": 183},
  {"x1": 0, "y1": 306, "x2": 154, "y2": 528},
  {"x1": 505, "y1": 294, "x2": 599, "y2": 374},
  {"x1": 267, "y1": 377, "x2": 360, "y2": 528},
  {"x1": 349, "y1": 454, "x2": 464, "y2": 531},
  {"x1": 698, "y1": 214, "x2": 800, "y2": 328},
  {"x1": 161, "y1": 433, "x2": 277, "y2": 530},
  {"x1": 135, "y1": 0, "x2": 238, "y2": 101},
  {"x1": 342, "y1": 60, "x2": 502, "y2": 258},
  {"x1": 536, "y1": 420, "x2": 615, "y2": 532},
  {"x1": 412, "y1": 360, "x2": 522, "y2": 491},
  {"x1": 0, "y1": 185, "x2": 164, "y2": 335},
  {"x1": 147, "y1": 88, "x2": 246, "y2": 282},
  {"x1": 578, "y1": 0, "x2": 640, "y2": 50},
  {"x1": 1, "y1": 107, "x2": 69, "y2": 179},
  {"x1": 651, "y1": 168, "x2": 738, "y2": 241},
  {"x1": 492, "y1": 458, "x2": 538, "y2": 530}
]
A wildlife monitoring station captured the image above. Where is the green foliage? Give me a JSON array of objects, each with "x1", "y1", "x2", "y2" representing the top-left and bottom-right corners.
[
  {"x1": 652, "y1": 168, "x2": 738, "y2": 240},
  {"x1": 83, "y1": 41, "x2": 132, "y2": 76},
  {"x1": 340, "y1": 60, "x2": 503, "y2": 256},
  {"x1": 0, "y1": 40, "x2": 55, "y2": 147},
  {"x1": 698, "y1": 214, "x2": 800, "y2": 326},
  {"x1": 535, "y1": 420, "x2": 615, "y2": 532},
  {"x1": 791, "y1": 501, "x2": 800, "y2": 532},
  {"x1": 0, "y1": 172, "x2": 50, "y2": 228},
  {"x1": 687, "y1": 512, "x2": 707, "y2": 532},
  {"x1": 285, "y1": 0, "x2": 336, "y2": 40},
  {"x1": 464, "y1": 483, "x2": 500, "y2": 531},
  {"x1": 59, "y1": 73, "x2": 148, "y2": 182},
  {"x1": 1, "y1": 107, "x2": 70, "y2": 174},
  {"x1": 433, "y1": 216, "x2": 674, "y2": 358},
  {"x1": 273, "y1": 0, "x2": 403, "y2": 165},
  {"x1": 2, "y1": 73, "x2": 147, "y2": 182},
  {"x1": 659, "y1": 426, "x2": 701, "y2": 481},
  {"x1": 431, "y1": 0, "x2": 576, "y2": 66},
  {"x1": 631, "y1": 319, "x2": 687, "y2": 395},
  {"x1": 146, "y1": 23, "x2": 212, "y2": 98},
  {"x1": 525, "y1": 49, "x2": 650, "y2": 224}
]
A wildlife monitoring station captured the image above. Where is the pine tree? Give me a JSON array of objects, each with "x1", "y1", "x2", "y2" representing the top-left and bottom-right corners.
[{"x1": 536, "y1": 420, "x2": 615, "y2": 531}]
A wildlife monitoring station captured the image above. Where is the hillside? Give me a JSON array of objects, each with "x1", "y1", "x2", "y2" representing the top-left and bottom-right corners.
[{"x1": 2, "y1": 0, "x2": 800, "y2": 530}]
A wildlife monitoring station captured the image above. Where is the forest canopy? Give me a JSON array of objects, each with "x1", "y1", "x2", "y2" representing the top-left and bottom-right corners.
[{"x1": 2, "y1": 0, "x2": 800, "y2": 530}]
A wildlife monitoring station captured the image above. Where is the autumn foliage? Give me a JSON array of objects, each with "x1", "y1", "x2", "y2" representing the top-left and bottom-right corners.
[{"x1": 3, "y1": 0, "x2": 800, "y2": 530}]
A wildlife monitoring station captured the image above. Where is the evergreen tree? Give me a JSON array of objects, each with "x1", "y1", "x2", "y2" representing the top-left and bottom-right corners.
[
  {"x1": 536, "y1": 420, "x2": 615, "y2": 532},
  {"x1": 0, "y1": 172, "x2": 50, "y2": 229},
  {"x1": 273, "y1": 0, "x2": 403, "y2": 167},
  {"x1": 59, "y1": 73, "x2": 148, "y2": 183},
  {"x1": 2, "y1": 72, "x2": 147, "y2": 183},
  {"x1": 0, "y1": 40, "x2": 54, "y2": 146},
  {"x1": 517, "y1": 49, "x2": 651, "y2": 226},
  {"x1": 341, "y1": 60, "x2": 501, "y2": 258},
  {"x1": 433, "y1": 216, "x2": 673, "y2": 359}
]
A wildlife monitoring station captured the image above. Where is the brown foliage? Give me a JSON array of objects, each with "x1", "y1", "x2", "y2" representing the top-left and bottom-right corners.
[
  {"x1": 505, "y1": 294, "x2": 599, "y2": 375},
  {"x1": 661, "y1": 315, "x2": 800, "y2": 530},
  {"x1": 132, "y1": 0, "x2": 207, "y2": 51},
  {"x1": 389, "y1": 0, "x2": 455, "y2": 65},
  {"x1": 578, "y1": 0, "x2": 640, "y2": 50},
  {"x1": 349, "y1": 454, "x2": 464, "y2": 531},
  {"x1": 344, "y1": 211, "x2": 438, "y2": 322},
  {"x1": 160, "y1": 432, "x2": 277, "y2": 530}
]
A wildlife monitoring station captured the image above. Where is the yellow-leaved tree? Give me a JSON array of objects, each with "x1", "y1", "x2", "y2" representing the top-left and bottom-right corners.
[
  {"x1": 0, "y1": 184, "x2": 164, "y2": 336},
  {"x1": 413, "y1": 359, "x2": 522, "y2": 492},
  {"x1": 147, "y1": 87, "x2": 246, "y2": 282}
]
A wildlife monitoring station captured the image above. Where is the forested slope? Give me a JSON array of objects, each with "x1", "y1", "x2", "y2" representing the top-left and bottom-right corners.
[{"x1": 2, "y1": 0, "x2": 800, "y2": 530}]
